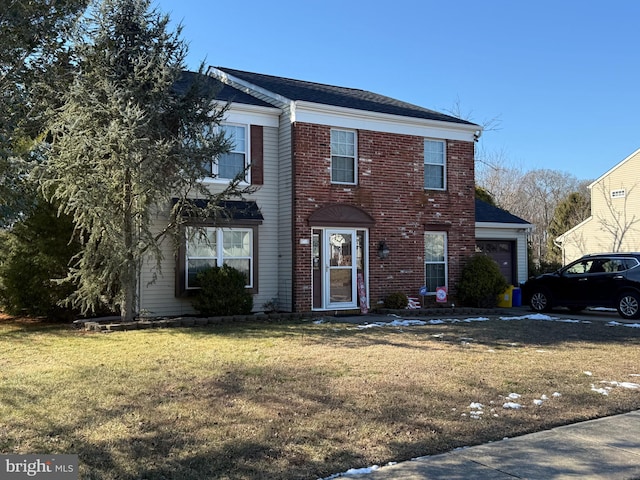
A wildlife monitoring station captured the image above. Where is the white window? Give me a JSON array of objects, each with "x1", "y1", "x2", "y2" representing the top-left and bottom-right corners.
[
  {"x1": 611, "y1": 189, "x2": 626, "y2": 199},
  {"x1": 331, "y1": 129, "x2": 357, "y2": 184},
  {"x1": 425, "y1": 232, "x2": 447, "y2": 294},
  {"x1": 186, "y1": 227, "x2": 253, "y2": 289},
  {"x1": 424, "y1": 139, "x2": 446, "y2": 190},
  {"x1": 207, "y1": 124, "x2": 248, "y2": 181}
]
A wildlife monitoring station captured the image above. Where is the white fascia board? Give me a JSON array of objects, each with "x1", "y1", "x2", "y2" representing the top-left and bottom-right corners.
[
  {"x1": 208, "y1": 67, "x2": 292, "y2": 108},
  {"x1": 294, "y1": 101, "x2": 481, "y2": 142},
  {"x1": 589, "y1": 147, "x2": 640, "y2": 188},
  {"x1": 555, "y1": 216, "x2": 593, "y2": 242},
  {"x1": 214, "y1": 101, "x2": 281, "y2": 128},
  {"x1": 476, "y1": 222, "x2": 533, "y2": 231}
]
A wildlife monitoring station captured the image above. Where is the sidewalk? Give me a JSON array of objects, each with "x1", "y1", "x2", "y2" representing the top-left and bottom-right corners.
[{"x1": 351, "y1": 410, "x2": 640, "y2": 479}]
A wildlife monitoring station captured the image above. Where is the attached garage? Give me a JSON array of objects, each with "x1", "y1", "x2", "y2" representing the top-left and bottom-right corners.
[{"x1": 475, "y1": 199, "x2": 532, "y2": 287}]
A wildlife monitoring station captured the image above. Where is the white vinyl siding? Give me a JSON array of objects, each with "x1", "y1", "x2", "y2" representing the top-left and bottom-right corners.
[{"x1": 138, "y1": 125, "x2": 281, "y2": 316}]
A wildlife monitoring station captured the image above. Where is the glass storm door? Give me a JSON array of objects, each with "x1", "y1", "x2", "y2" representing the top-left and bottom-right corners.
[{"x1": 325, "y1": 230, "x2": 357, "y2": 309}]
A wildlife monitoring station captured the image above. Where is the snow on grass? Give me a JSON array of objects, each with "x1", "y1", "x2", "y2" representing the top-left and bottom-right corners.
[
  {"x1": 321, "y1": 312, "x2": 638, "y2": 479},
  {"x1": 350, "y1": 312, "x2": 640, "y2": 330}
]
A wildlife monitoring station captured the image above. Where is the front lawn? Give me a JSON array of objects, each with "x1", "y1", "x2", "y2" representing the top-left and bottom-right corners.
[{"x1": 1, "y1": 313, "x2": 639, "y2": 479}]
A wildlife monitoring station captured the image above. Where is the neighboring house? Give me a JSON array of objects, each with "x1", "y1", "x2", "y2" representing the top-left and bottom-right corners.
[
  {"x1": 475, "y1": 199, "x2": 532, "y2": 286},
  {"x1": 139, "y1": 67, "x2": 481, "y2": 316},
  {"x1": 556, "y1": 148, "x2": 640, "y2": 264}
]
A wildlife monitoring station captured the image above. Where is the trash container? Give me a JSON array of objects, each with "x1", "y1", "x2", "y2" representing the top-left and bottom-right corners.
[
  {"x1": 498, "y1": 285, "x2": 514, "y2": 308},
  {"x1": 512, "y1": 287, "x2": 522, "y2": 307}
]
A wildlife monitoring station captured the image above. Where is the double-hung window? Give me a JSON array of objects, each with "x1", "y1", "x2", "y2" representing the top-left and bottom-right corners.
[
  {"x1": 424, "y1": 139, "x2": 446, "y2": 190},
  {"x1": 186, "y1": 227, "x2": 253, "y2": 289},
  {"x1": 425, "y1": 232, "x2": 447, "y2": 293},
  {"x1": 331, "y1": 129, "x2": 356, "y2": 184},
  {"x1": 208, "y1": 124, "x2": 248, "y2": 181}
]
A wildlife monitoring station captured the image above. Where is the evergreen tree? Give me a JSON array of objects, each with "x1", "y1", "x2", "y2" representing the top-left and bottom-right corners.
[
  {"x1": 1, "y1": 0, "x2": 88, "y2": 225},
  {"x1": 0, "y1": 199, "x2": 80, "y2": 319},
  {"x1": 547, "y1": 191, "x2": 591, "y2": 262},
  {"x1": 37, "y1": 0, "x2": 249, "y2": 321}
]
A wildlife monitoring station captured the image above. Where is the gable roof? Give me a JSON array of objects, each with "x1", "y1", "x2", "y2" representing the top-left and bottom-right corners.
[
  {"x1": 214, "y1": 66, "x2": 477, "y2": 126},
  {"x1": 475, "y1": 199, "x2": 531, "y2": 226},
  {"x1": 173, "y1": 71, "x2": 275, "y2": 108},
  {"x1": 590, "y1": 147, "x2": 640, "y2": 188}
]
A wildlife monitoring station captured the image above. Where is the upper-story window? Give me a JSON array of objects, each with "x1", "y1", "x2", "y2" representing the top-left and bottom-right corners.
[
  {"x1": 331, "y1": 129, "x2": 357, "y2": 184},
  {"x1": 206, "y1": 124, "x2": 248, "y2": 182},
  {"x1": 424, "y1": 139, "x2": 446, "y2": 190}
]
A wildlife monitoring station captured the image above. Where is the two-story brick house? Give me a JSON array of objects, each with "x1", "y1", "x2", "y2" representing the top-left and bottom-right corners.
[{"x1": 138, "y1": 67, "x2": 481, "y2": 316}]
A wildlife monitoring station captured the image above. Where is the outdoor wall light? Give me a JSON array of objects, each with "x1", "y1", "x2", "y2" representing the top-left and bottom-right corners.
[{"x1": 378, "y1": 240, "x2": 390, "y2": 259}]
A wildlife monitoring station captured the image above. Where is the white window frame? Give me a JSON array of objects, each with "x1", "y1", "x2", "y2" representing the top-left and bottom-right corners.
[
  {"x1": 330, "y1": 128, "x2": 357, "y2": 185},
  {"x1": 424, "y1": 139, "x2": 446, "y2": 190},
  {"x1": 611, "y1": 189, "x2": 626, "y2": 199},
  {"x1": 424, "y1": 231, "x2": 447, "y2": 295},
  {"x1": 185, "y1": 226, "x2": 254, "y2": 289},
  {"x1": 206, "y1": 123, "x2": 250, "y2": 184}
]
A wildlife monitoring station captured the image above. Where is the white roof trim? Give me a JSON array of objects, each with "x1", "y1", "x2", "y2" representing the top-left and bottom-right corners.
[
  {"x1": 476, "y1": 222, "x2": 533, "y2": 231},
  {"x1": 294, "y1": 101, "x2": 480, "y2": 141},
  {"x1": 555, "y1": 216, "x2": 593, "y2": 242},
  {"x1": 590, "y1": 147, "x2": 640, "y2": 188},
  {"x1": 215, "y1": 101, "x2": 280, "y2": 128},
  {"x1": 207, "y1": 66, "x2": 481, "y2": 141},
  {"x1": 208, "y1": 67, "x2": 291, "y2": 107}
]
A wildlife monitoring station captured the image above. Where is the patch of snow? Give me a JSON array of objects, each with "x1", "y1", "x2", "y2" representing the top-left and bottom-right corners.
[
  {"x1": 469, "y1": 402, "x2": 484, "y2": 409},
  {"x1": 503, "y1": 402, "x2": 522, "y2": 409},
  {"x1": 552, "y1": 392, "x2": 562, "y2": 397},
  {"x1": 591, "y1": 384, "x2": 610, "y2": 395},
  {"x1": 533, "y1": 399, "x2": 544, "y2": 406},
  {"x1": 602, "y1": 381, "x2": 639, "y2": 389},
  {"x1": 583, "y1": 371, "x2": 593, "y2": 376},
  {"x1": 506, "y1": 393, "x2": 521, "y2": 399}
]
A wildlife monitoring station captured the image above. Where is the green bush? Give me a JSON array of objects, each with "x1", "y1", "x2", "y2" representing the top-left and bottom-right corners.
[
  {"x1": 384, "y1": 291, "x2": 408, "y2": 309},
  {"x1": 0, "y1": 200, "x2": 80, "y2": 320},
  {"x1": 191, "y1": 265, "x2": 253, "y2": 316},
  {"x1": 457, "y1": 254, "x2": 509, "y2": 308}
]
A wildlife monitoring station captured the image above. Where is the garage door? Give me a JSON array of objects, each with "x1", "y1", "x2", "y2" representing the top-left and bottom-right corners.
[{"x1": 476, "y1": 240, "x2": 514, "y2": 285}]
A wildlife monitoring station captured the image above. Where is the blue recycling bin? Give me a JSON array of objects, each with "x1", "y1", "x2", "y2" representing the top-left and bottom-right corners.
[{"x1": 512, "y1": 287, "x2": 522, "y2": 307}]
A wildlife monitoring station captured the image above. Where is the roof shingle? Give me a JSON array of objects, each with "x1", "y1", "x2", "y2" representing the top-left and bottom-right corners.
[{"x1": 216, "y1": 67, "x2": 477, "y2": 126}]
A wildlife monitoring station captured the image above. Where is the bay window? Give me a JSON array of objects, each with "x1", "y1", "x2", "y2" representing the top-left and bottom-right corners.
[{"x1": 185, "y1": 227, "x2": 253, "y2": 289}]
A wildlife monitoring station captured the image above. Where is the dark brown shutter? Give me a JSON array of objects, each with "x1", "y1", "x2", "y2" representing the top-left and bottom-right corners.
[{"x1": 250, "y1": 125, "x2": 264, "y2": 185}]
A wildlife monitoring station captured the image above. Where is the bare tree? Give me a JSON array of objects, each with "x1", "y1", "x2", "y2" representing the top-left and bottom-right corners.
[{"x1": 593, "y1": 180, "x2": 640, "y2": 252}]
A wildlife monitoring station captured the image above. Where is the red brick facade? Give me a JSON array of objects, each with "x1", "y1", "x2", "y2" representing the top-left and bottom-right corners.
[{"x1": 291, "y1": 122, "x2": 476, "y2": 312}]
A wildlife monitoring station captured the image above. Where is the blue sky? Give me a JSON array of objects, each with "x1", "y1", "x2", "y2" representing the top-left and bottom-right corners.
[{"x1": 156, "y1": 0, "x2": 640, "y2": 181}]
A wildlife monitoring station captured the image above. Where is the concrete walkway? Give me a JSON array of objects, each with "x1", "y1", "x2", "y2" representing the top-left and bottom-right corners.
[{"x1": 351, "y1": 410, "x2": 640, "y2": 479}]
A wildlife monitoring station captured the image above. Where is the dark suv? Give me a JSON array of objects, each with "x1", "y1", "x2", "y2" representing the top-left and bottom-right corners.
[{"x1": 522, "y1": 253, "x2": 640, "y2": 319}]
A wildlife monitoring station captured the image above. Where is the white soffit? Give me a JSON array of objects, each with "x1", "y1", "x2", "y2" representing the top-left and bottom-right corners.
[
  {"x1": 216, "y1": 102, "x2": 280, "y2": 128},
  {"x1": 293, "y1": 101, "x2": 480, "y2": 142}
]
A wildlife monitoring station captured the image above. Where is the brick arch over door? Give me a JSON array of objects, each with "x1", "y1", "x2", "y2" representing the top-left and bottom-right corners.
[{"x1": 308, "y1": 203, "x2": 375, "y2": 227}]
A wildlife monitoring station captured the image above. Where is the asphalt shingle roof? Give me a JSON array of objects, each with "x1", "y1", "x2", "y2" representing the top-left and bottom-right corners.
[
  {"x1": 173, "y1": 71, "x2": 275, "y2": 108},
  {"x1": 216, "y1": 67, "x2": 477, "y2": 126},
  {"x1": 475, "y1": 199, "x2": 530, "y2": 225}
]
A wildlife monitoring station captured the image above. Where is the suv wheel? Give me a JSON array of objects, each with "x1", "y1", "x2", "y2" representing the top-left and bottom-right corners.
[
  {"x1": 617, "y1": 292, "x2": 640, "y2": 320},
  {"x1": 530, "y1": 289, "x2": 551, "y2": 312}
]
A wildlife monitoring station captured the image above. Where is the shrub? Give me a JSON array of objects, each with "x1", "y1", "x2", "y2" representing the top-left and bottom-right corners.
[
  {"x1": 457, "y1": 254, "x2": 509, "y2": 308},
  {"x1": 191, "y1": 265, "x2": 253, "y2": 316},
  {"x1": 384, "y1": 291, "x2": 408, "y2": 309},
  {"x1": 0, "y1": 200, "x2": 80, "y2": 320}
]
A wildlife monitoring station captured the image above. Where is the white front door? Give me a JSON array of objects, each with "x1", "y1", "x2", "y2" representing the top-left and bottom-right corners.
[
  {"x1": 325, "y1": 229, "x2": 357, "y2": 309},
  {"x1": 312, "y1": 228, "x2": 368, "y2": 311}
]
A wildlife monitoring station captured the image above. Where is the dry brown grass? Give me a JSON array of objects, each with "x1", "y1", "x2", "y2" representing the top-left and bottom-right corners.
[{"x1": 0, "y1": 313, "x2": 639, "y2": 479}]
